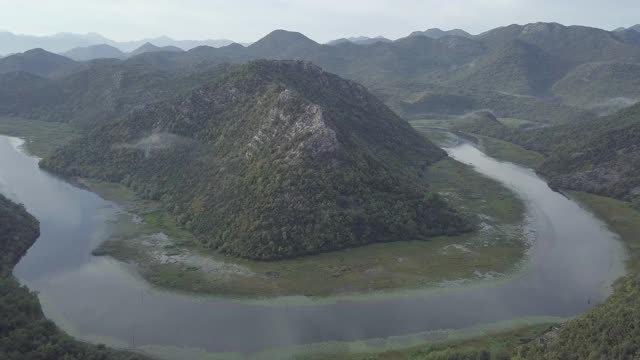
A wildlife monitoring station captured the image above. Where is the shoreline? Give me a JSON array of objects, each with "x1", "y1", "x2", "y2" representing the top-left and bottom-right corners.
[{"x1": 80, "y1": 154, "x2": 529, "y2": 298}]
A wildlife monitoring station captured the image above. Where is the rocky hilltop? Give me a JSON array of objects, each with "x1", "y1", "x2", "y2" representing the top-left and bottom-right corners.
[{"x1": 42, "y1": 60, "x2": 469, "y2": 260}]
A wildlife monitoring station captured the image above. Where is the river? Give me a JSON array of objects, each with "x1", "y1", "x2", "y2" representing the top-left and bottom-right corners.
[{"x1": 0, "y1": 135, "x2": 625, "y2": 359}]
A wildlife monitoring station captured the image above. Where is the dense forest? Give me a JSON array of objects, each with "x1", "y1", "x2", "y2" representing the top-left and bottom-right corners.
[
  {"x1": 516, "y1": 276, "x2": 640, "y2": 359},
  {"x1": 41, "y1": 60, "x2": 470, "y2": 260},
  {"x1": 0, "y1": 194, "x2": 148, "y2": 359}
]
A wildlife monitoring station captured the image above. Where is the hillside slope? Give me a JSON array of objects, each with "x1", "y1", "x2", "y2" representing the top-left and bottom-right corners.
[
  {"x1": 0, "y1": 196, "x2": 39, "y2": 273},
  {"x1": 0, "y1": 48, "x2": 84, "y2": 78},
  {"x1": 0, "y1": 59, "x2": 231, "y2": 128},
  {"x1": 41, "y1": 60, "x2": 469, "y2": 260},
  {"x1": 536, "y1": 103, "x2": 640, "y2": 202},
  {"x1": 63, "y1": 44, "x2": 127, "y2": 61},
  {"x1": 552, "y1": 61, "x2": 640, "y2": 111},
  {"x1": 447, "y1": 40, "x2": 568, "y2": 95}
]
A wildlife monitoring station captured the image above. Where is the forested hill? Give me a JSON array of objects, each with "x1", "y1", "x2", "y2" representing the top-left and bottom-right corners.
[
  {"x1": 0, "y1": 195, "x2": 39, "y2": 274},
  {"x1": 0, "y1": 194, "x2": 148, "y2": 359},
  {"x1": 41, "y1": 60, "x2": 470, "y2": 260}
]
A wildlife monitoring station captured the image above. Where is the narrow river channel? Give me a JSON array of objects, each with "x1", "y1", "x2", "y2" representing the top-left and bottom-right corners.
[{"x1": 0, "y1": 135, "x2": 625, "y2": 359}]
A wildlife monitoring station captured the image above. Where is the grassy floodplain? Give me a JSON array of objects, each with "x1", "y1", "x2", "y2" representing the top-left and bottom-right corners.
[
  {"x1": 0, "y1": 117, "x2": 78, "y2": 158},
  {"x1": 335, "y1": 189, "x2": 640, "y2": 359},
  {"x1": 411, "y1": 119, "x2": 545, "y2": 169},
  {"x1": 87, "y1": 154, "x2": 528, "y2": 297},
  {"x1": 298, "y1": 323, "x2": 552, "y2": 360}
]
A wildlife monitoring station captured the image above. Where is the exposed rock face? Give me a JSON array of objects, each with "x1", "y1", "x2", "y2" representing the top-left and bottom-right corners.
[{"x1": 247, "y1": 89, "x2": 341, "y2": 162}]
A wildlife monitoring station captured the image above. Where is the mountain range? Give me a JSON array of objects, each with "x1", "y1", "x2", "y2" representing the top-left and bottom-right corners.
[
  {"x1": 0, "y1": 27, "x2": 481, "y2": 56},
  {"x1": 326, "y1": 36, "x2": 392, "y2": 46},
  {"x1": 61, "y1": 42, "x2": 187, "y2": 61},
  {"x1": 408, "y1": 28, "x2": 473, "y2": 39},
  {"x1": 3, "y1": 22, "x2": 639, "y2": 125},
  {"x1": 0, "y1": 31, "x2": 235, "y2": 55}
]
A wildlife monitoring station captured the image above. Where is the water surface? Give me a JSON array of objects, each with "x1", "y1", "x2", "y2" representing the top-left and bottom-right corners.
[{"x1": 0, "y1": 135, "x2": 625, "y2": 357}]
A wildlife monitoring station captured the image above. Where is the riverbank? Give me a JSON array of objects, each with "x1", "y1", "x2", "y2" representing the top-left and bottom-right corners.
[
  {"x1": 515, "y1": 191, "x2": 640, "y2": 359},
  {"x1": 387, "y1": 129, "x2": 640, "y2": 360},
  {"x1": 85, "y1": 155, "x2": 528, "y2": 297},
  {"x1": 411, "y1": 119, "x2": 545, "y2": 169},
  {"x1": 0, "y1": 116, "x2": 529, "y2": 297},
  {"x1": 0, "y1": 193, "x2": 149, "y2": 360},
  {"x1": 301, "y1": 323, "x2": 552, "y2": 360},
  {"x1": 0, "y1": 121, "x2": 629, "y2": 360},
  {"x1": 333, "y1": 190, "x2": 640, "y2": 360},
  {"x1": 325, "y1": 140, "x2": 640, "y2": 360}
]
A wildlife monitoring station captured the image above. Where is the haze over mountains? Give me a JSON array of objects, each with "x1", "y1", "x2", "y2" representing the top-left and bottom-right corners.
[
  {"x1": 2, "y1": 22, "x2": 640, "y2": 122},
  {"x1": 0, "y1": 31, "x2": 235, "y2": 55},
  {"x1": 0, "y1": 25, "x2": 486, "y2": 57},
  {"x1": 1, "y1": 27, "x2": 482, "y2": 56},
  {"x1": 615, "y1": 24, "x2": 640, "y2": 32},
  {"x1": 326, "y1": 36, "x2": 393, "y2": 46}
]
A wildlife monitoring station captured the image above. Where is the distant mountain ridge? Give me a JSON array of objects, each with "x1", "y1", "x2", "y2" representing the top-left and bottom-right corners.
[
  {"x1": 327, "y1": 36, "x2": 393, "y2": 46},
  {"x1": 0, "y1": 31, "x2": 235, "y2": 55},
  {"x1": 0, "y1": 48, "x2": 84, "y2": 78},
  {"x1": 62, "y1": 44, "x2": 127, "y2": 61},
  {"x1": 615, "y1": 25, "x2": 640, "y2": 32},
  {"x1": 409, "y1": 28, "x2": 473, "y2": 39},
  {"x1": 128, "y1": 42, "x2": 184, "y2": 57},
  {"x1": 2, "y1": 22, "x2": 640, "y2": 124},
  {"x1": 63, "y1": 42, "x2": 192, "y2": 61}
]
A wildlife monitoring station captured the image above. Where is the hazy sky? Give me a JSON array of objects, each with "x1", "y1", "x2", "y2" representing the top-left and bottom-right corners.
[{"x1": 0, "y1": 0, "x2": 638, "y2": 42}]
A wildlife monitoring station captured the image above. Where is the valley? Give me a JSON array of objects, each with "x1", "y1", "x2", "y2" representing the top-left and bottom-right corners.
[
  {"x1": 1, "y1": 14, "x2": 640, "y2": 360},
  {"x1": 0, "y1": 113, "x2": 529, "y2": 297},
  {"x1": 0, "y1": 129, "x2": 626, "y2": 359}
]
